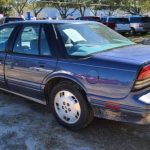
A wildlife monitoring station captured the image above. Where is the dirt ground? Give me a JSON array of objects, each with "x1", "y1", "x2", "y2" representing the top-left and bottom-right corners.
[
  {"x1": 0, "y1": 34, "x2": 150, "y2": 150},
  {"x1": 0, "y1": 90, "x2": 150, "y2": 150},
  {"x1": 127, "y1": 33, "x2": 150, "y2": 44}
]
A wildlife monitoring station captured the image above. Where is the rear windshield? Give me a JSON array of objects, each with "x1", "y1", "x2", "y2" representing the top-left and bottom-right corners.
[
  {"x1": 57, "y1": 23, "x2": 134, "y2": 57},
  {"x1": 109, "y1": 18, "x2": 129, "y2": 24},
  {"x1": 5, "y1": 18, "x2": 24, "y2": 23},
  {"x1": 130, "y1": 17, "x2": 150, "y2": 23}
]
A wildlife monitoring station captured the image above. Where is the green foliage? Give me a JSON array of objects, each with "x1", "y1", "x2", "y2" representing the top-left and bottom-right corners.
[
  {"x1": 11, "y1": 0, "x2": 28, "y2": 15},
  {"x1": 29, "y1": 0, "x2": 47, "y2": 17},
  {"x1": 121, "y1": 0, "x2": 150, "y2": 15},
  {"x1": 0, "y1": 0, "x2": 150, "y2": 18},
  {"x1": 0, "y1": 0, "x2": 12, "y2": 16}
]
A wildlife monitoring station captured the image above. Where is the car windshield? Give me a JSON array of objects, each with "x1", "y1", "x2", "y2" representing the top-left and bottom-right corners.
[
  {"x1": 109, "y1": 18, "x2": 129, "y2": 24},
  {"x1": 130, "y1": 17, "x2": 150, "y2": 23},
  {"x1": 57, "y1": 23, "x2": 135, "y2": 57}
]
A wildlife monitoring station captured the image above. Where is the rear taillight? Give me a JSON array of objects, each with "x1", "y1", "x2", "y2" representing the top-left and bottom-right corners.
[
  {"x1": 134, "y1": 64, "x2": 150, "y2": 90},
  {"x1": 139, "y1": 24, "x2": 144, "y2": 27}
]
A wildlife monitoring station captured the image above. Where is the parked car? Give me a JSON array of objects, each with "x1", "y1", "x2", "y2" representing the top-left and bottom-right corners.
[
  {"x1": 0, "y1": 20, "x2": 150, "y2": 130},
  {"x1": 76, "y1": 16, "x2": 116, "y2": 30},
  {"x1": 101, "y1": 16, "x2": 131, "y2": 34},
  {"x1": 101, "y1": 17, "x2": 116, "y2": 30},
  {"x1": 128, "y1": 16, "x2": 150, "y2": 35},
  {"x1": 0, "y1": 17, "x2": 24, "y2": 24},
  {"x1": 76, "y1": 16, "x2": 101, "y2": 22}
]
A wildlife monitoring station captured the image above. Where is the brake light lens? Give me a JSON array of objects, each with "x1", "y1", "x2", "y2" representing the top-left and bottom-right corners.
[
  {"x1": 134, "y1": 65, "x2": 150, "y2": 90},
  {"x1": 139, "y1": 24, "x2": 143, "y2": 27},
  {"x1": 137, "y1": 65, "x2": 150, "y2": 81}
]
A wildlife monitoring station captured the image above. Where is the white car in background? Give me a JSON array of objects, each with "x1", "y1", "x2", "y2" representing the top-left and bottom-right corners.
[
  {"x1": 128, "y1": 16, "x2": 150, "y2": 35},
  {"x1": 101, "y1": 16, "x2": 131, "y2": 34}
]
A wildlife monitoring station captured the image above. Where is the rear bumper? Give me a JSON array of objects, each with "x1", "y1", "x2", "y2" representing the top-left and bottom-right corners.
[
  {"x1": 92, "y1": 105, "x2": 150, "y2": 124},
  {"x1": 134, "y1": 28, "x2": 150, "y2": 32},
  {"x1": 89, "y1": 87, "x2": 150, "y2": 124}
]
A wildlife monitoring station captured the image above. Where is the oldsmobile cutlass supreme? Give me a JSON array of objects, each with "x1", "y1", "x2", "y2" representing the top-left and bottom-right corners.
[{"x1": 0, "y1": 20, "x2": 150, "y2": 130}]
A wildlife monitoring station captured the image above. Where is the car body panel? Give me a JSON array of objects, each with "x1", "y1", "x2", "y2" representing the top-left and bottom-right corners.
[
  {"x1": 5, "y1": 54, "x2": 57, "y2": 100},
  {"x1": 0, "y1": 20, "x2": 149, "y2": 125},
  {"x1": 0, "y1": 52, "x2": 6, "y2": 89}
]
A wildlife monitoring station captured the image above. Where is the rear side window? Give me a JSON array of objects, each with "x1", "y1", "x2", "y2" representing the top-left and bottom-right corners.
[
  {"x1": 13, "y1": 25, "x2": 40, "y2": 55},
  {"x1": 109, "y1": 18, "x2": 129, "y2": 24},
  {"x1": 130, "y1": 17, "x2": 150, "y2": 23},
  {"x1": 13, "y1": 25, "x2": 52, "y2": 56},
  {"x1": 0, "y1": 25, "x2": 16, "y2": 52}
]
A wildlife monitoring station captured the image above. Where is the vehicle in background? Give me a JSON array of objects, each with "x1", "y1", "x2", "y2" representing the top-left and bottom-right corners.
[
  {"x1": 76, "y1": 16, "x2": 116, "y2": 30},
  {"x1": 101, "y1": 16, "x2": 131, "y2": 34},
  {"x1": 0, "y1": 17, "x2": 24, "y2": 24},
  {"x1": 76, "y1": 16, "x2": 101, "y2": 22},
  {"x1": 101, "y1": 17, "x2": 116, "y2": 30},
  {"x1": 128, "y1": 16, "x2": 150, "y2": 35}
]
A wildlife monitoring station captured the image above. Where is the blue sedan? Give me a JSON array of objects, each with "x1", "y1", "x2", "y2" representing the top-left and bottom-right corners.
[{"x1": 0, "y1": 20, "x2": 150, "y2": 130}]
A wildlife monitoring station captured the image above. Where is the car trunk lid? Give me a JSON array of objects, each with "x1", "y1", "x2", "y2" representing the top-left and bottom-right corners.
[{"x1": 97, "y1": 44, "x2": 150, "y2": 65}]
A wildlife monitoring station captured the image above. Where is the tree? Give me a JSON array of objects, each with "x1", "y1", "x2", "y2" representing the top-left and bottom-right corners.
[
  {"x1": 74, "y1": 0, "x2": 90, "y2": 17},
  {"x1": 142, "y1": 0, "x2": 150, "y2": 12},
  {"x1": 29, "y1": 0, "x2": 46, "y2": 17},
  {"x1": 100, "y1": 0, "x2": 122, "y2": 16},
  {"x1": 11, "y1": 0, "x2": 28, "y2": 16},
  {"x1": 89, "y1": 0, "x2": 103, "y2": 16},
  {"x1": 0, "y1": 0, "x2": 12, "y2": 16},
  {"x1": 121, "y1": 0, "x2": 150, "y2": 15},
  {"x1": 48, "y1": 0, "x2": 77, "y2": 19}
]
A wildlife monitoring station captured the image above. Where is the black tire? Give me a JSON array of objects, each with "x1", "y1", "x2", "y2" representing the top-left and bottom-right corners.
[
  {"x1": 49, "y1": 81, "x2": 94, "y2": 130},
  {"x1": 141, "y1": 31, "x2": 148, "y2": 35},
  {"x1": 131, "y1": 28, "x2": 136, "y2": 35}
]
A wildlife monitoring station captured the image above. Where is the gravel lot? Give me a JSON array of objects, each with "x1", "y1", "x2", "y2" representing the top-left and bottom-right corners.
[
  {"x1": 0, "y1": 34, "x2": 150, "y2": 150},
  {"x1": 0, "y1": 90, "x2": 150, "y2": 150}
]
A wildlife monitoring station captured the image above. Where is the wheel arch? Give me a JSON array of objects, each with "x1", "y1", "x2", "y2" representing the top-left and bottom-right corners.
[{"x1": 43, "y1": 75, "x2": 88, "y2": 105}]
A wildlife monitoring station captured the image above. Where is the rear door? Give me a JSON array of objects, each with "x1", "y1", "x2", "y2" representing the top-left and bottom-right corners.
[
  {"x1": 5, "y1": 23, "x2": 58, "y2": 100},
  {"x1": 0, "y1": 24, "x2": 16, "y2": 89}
]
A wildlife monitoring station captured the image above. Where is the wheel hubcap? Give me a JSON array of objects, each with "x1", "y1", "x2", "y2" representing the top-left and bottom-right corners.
[{"x1": 54, "y1": 90, "x2": 81, "y2": 124}]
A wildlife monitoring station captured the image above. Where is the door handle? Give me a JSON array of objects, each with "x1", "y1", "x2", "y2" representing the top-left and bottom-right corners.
[
  {"x1": 38, "y1": 62, "x2": 46, "y2": 68},
  {"x1": 39, "y1": 64, "x2": 45, "y2": 68}
]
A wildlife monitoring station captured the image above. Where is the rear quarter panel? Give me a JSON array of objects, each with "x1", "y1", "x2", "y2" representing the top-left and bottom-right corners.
[{"x1": 43, "y1": 58, "x2": 139, "y2": 102}]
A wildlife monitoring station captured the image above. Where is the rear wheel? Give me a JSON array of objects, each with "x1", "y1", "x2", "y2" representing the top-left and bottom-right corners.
[
  {"x1": 50, "y1": 81, "x2": 94, "y2": 130},
  {"x1": 131, "y1": 28, "x2": 136, "y2": 35},
  {"x1": 141, "y1": 31, "x2": 148, "y2": 35}
]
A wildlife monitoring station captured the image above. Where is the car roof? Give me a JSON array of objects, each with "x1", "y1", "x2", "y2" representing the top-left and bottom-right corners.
[
  {"x1": 4, "y1": 20, "x2": 98, "y2": 25},
  {"x1": 128, "y1": 16, "x2": 149, "y2": 18},
  {"x1": 79, "y1": 16, "x2": 100, "y2": 18}
]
